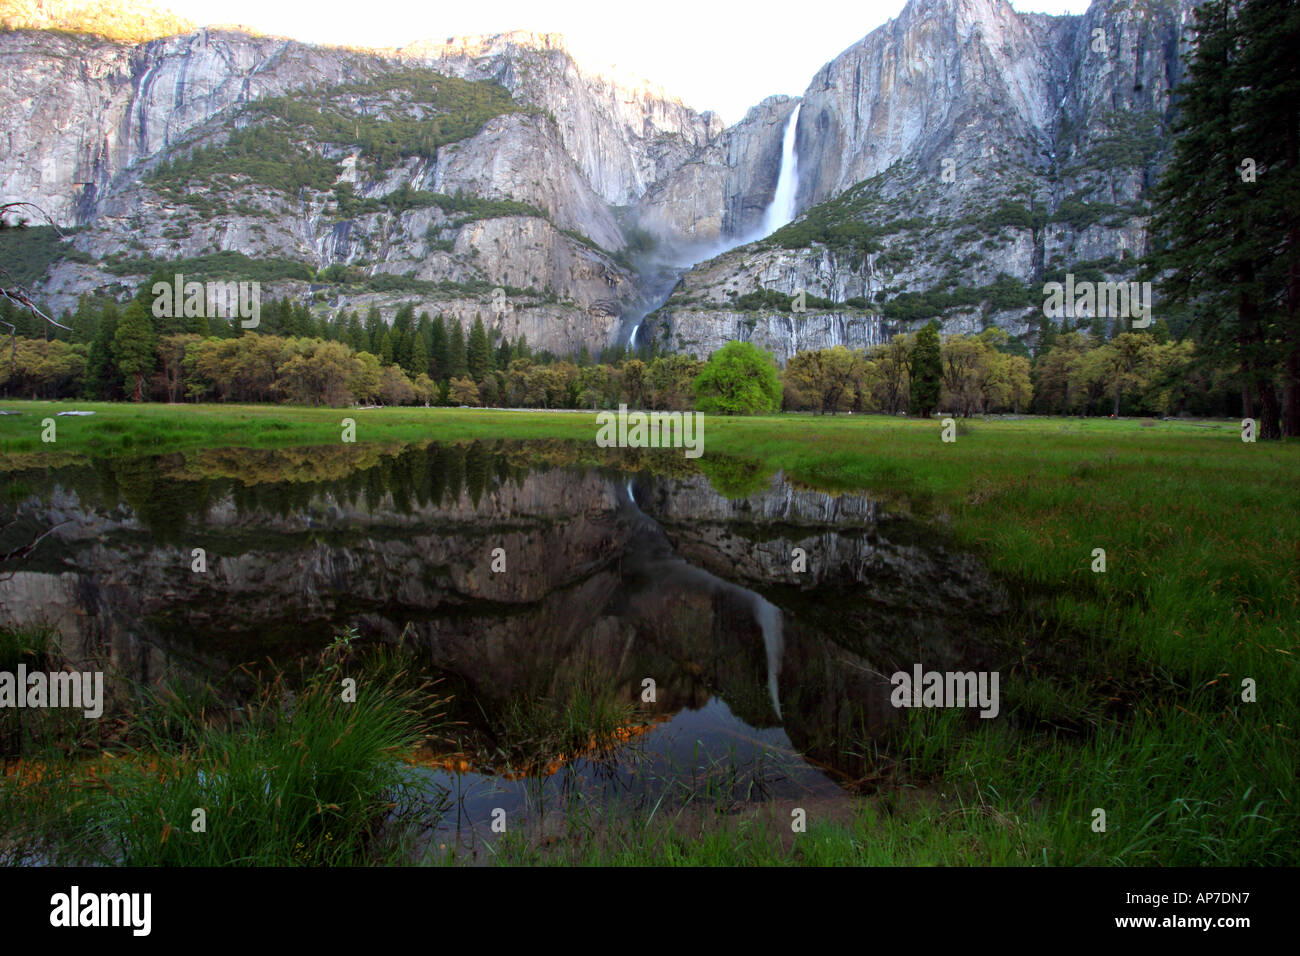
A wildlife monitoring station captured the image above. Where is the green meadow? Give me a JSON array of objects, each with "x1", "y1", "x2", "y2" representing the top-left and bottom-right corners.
[{"x1": 1, "y1": 401, "x2": 1296, "y2": 865}]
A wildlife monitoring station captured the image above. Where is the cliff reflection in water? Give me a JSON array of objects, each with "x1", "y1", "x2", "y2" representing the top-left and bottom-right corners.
[{"x1": 0, "y1": 440, "x2": 1010, "y2": 806}]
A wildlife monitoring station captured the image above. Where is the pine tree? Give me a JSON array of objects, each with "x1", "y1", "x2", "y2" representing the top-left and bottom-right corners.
[
  {"x1": 347, "y1": 312, "x2": 365, "y2": 353},
  {"x1": 468, "y1": 315, "x2": 491, "y2": 381},
  {"x1": 410, "y1": 334, "x2": 430, "y2": 379},
  {"x1": 381, "y1": 329, "x2": 395, "y2": 366},
  {"x1": 191, "y1": 309, "x2": 211, "y2": 337},
  {"x1": 1238, "y1": 0, "x2": 1300, "y2": 435},
  {"x1": 447, "y1": 320, "x2": 468, "y2": 378},
  {"x1": 73, "y1": 295, "x2": 98, "y2": 343},
  {"x1": 1150, "y1": 0, "x2": 1300, "y2": 437},
  {"x1": 289, "y1": 302, "x2": 313, "y2": 338},
  {"x1": 319, "y1": 309, "x2": 339, "y2": 341},
  {"x1": 396, "y1": 329, "x2": 412, "y2": 372},
  {"x1": 258, "y1": 298, "x2": 284, "y2": 336},
  {"x1": 431, "y1": 316, "x2": 449, "y2": 381},
  {"x1": 364, "y1": 306, "x2": 383, "y2": 354},
  {"x1": 909, "y1": 320, "x2": 942, "y2": 417},
  {"x1": 0, "y1": 299, "x2": 20, "y2": 343},
  {"x1": 85, "y1": 301, "x2": 121, "y2": 400},
  {"x1": 1037, "y1": 316, "x2": 1058, "y2": 356},
  {"x1": 1089, "y1": 314, "x2": 1110, "y2": 342},
  {"x1": 113, "y1": 300, "x2": 156, "y2": 401},
  {"x1": 137, "y1": 270, "x2": 180, "y2": 336},
  {"x1": 415, "y1": 312, "x2": 431, "y2": 370},
  {"x1": 393, "y1": 303, "x2": 415, "y2": 336}
]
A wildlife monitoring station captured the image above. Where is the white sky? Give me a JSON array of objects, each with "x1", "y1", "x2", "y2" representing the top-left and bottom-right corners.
[{"x1": 164, "y1": 0, "x2": 1091, "y2": 124}]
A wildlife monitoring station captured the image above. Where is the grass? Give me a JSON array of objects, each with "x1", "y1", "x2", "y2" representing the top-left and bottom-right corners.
[
  {"x1": 1, "y1": 639, "x2": 440, "y2": 866},
  {"x1": 1, "y1": 401, "x2": 1297, "y2": 865},
  {"x1": 0, "y1": 622, "x2": 58, "y2": 672},
  {"x1": 493, "y1": 670, "x2": 644, "y2": 775},
  {"x1": 0, "y1": 624, "x2": 100, "y2": 765},
  {"x1": 485, "y1": 797, "x2": 1045, "y2": 866}
]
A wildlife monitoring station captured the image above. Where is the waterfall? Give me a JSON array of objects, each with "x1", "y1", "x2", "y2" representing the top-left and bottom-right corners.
[
  {"x1": 760, "y1": 103, "x2": 802, "y2": 237},
  {"x1": 615, "y1": 101, "x2": 803, "y2": 350}
]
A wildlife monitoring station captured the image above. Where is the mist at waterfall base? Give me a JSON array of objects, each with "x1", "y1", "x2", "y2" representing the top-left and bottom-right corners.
[{"x1": 622, "y1": 104, "x2": 803, "y2": 350}]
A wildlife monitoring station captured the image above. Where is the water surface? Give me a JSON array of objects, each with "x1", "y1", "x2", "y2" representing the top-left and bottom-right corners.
[{"x1": 0, "y1": 440, "x2": 1011, "y2": 851}]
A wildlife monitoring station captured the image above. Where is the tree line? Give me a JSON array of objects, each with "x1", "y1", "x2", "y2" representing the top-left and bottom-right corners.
[
  {"x1": 0, "y1": 283, "x2": 705, "y2": 410},
  {"x1": 775, "y1": 320, "x2": 1234, "y2": 418},
  {"x1": 4, "y1": 282, "x2": 1242, "y2": 420}
]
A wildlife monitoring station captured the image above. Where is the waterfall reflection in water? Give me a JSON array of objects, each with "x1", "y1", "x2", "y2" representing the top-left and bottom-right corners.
[{"x1": 0, "y1": 442, "x2": 1009, "y2": 853}]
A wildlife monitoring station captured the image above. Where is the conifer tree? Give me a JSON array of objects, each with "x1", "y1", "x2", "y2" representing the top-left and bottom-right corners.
[
  {"x1": 84, "y1": 301, "x2": 121, "y2": 400},
  {"x1": 363, "y1": 306, "x2": 383, "y2": 354},
  {"x1": 1151, "y1": 0, "x2": 1300, "y2": 437},
  {"x1": 73, "y1": 295, "x2": 98, "y2": 343},
  {"x1": 909, "y1": 320, "x2": 942, "y2": 417},
  {"x1": 431, "y1": 315, "x2": 449, "y2": 381},
  {"x1": 113, "y1": 300, "x2": 156, "y2": 401},
  {"x1": 468, "y1": 314, "x2": 490, "y2": 381},
  {"x1": 447, "y1": 320, "x2": 469, "y2": 378},
  {"x1": 410, "y1": 334, "x2": 430, "y2": 379},
  {"x1": 347, "y1": 312, "x2": 366, "y2": 353}
]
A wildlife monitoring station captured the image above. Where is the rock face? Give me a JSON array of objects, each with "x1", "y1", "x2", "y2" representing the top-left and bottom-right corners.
[
  {"x1": 647, "y1": 0, "x2": 1200, "y2": 357},
  {"x1": 0, "y1": 29, "x2": 377, "y2": 226},
  {"x1": 0, "y1": 26, "x2": 721, "y2": 230},
  {"x1": 2, "y1": 0, "x2": 1202, "y2": 358},
  {"x1": 795, "y1": 0, "x2": 1058, "y2": 209},
  {"x1": 0, "y1": 18, "x2": 802, "y2": 354},
  {"x1": 794, "y1": 0, "x2": 1188, "y2": 208},
  {"x1": 654, "y1": 309, "x2": 889, "y2": 366},
  {"x1": 0, "y1": 26, "x2": 684, "y2": 353},
  {"x1": 400, "y1": 32, "x2": 725, "y2": 208},
  {"x1": 634, "y1": 96, "x2": 799, "y2": 243},
  {"x1": 430, "y1": 113, "x2": 624, "y2": 251}
]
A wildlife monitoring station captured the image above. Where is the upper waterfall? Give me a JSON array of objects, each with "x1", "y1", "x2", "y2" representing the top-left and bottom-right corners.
[
  {"x1": 619, "y1": 100, "x2": 803, "y2": 351},
  {"x1": 760, "y1": 103, "x2": 802, "y2": 236}
]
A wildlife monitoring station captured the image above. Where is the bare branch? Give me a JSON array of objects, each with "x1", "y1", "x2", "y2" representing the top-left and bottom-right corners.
[
  {"x1": 0, "y1": 200, "x2": 75, "y2": 333},
  {"x1": 0, "y1": 272, "x2": 73, "y2": 331},
  {"x1": 0, "y1": 519, "x2": 73, "y2": 565},
  {"x1": 0, "y1": 201, "x2": 65, "y2": 237}
]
